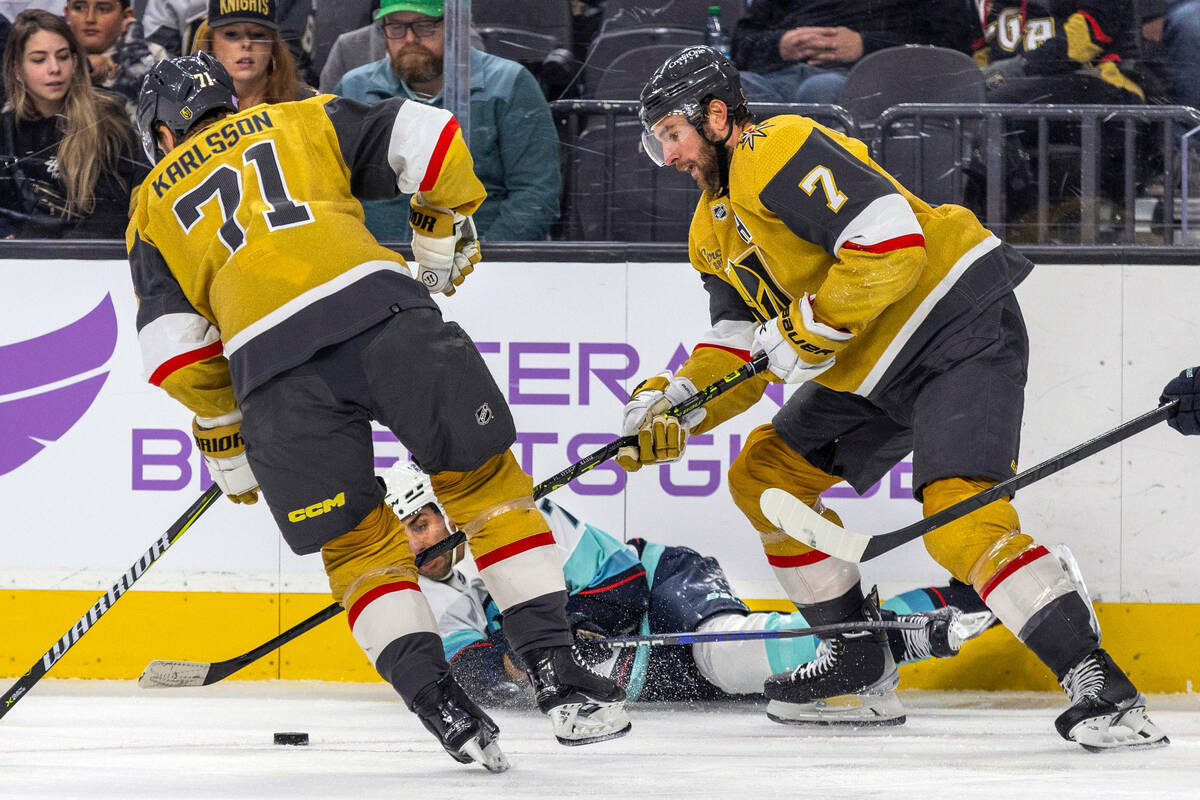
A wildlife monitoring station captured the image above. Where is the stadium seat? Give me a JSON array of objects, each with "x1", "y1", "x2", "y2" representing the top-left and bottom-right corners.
[
  {"x1": 841, "y1": 45, "x2": 986, "y2": 206},
  {"x1": 582, "y1": 27, "x2": 701, "y2": 98},
  {"x1": 566, "y1": 119, "x2": 699, "y2": 241},
  {"x1": 600, "y1": 0, "x2": 745, "y2": 33}
]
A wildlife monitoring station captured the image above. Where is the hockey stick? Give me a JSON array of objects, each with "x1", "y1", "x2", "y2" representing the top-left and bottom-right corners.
[
  {"x1": 138, "y1": 355, "x2": 772, "y2": 687},
  {"x1": 594, "y1": 618, "x2": 925, "y2": 648},
  {"x1": 138, "y1": 600, "x2": 346, "y2": 688},
  {"x1": 761, "y1": 400, "x2": 1180, "y2": 564},
  {"x1": 1, "y1": 484, "x2": 223, "y2": 719},
  {"x1": 415, "y1": 353, "x2": 772, "y2": 567}
]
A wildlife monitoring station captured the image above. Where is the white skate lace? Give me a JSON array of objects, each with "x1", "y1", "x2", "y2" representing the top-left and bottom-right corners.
[
  {"x1": 898, "y1": 616, "x2": 933, "y2": 661},
  {"x1": 1061, "y1": 654, "x2": 1106, "y2": 702},
  {"x1": 789, "y1": 637, "x2": 841, "y2": 680}
]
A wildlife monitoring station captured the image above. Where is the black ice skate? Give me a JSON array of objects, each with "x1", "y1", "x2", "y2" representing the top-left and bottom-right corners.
[
  {"x1": 524, "y1": 645, "x2": 632, "y2": 746},
  {"x1": 1055, "y1": 648, "x2": 1169, "y2": 752},
  {"x1": 893, "y1": 607, "x2": 997, "y2": 662},
  {"x1": 411, "y1": 675, "x2": 510, "y2": 772},
  {"x1": 764, "y1": 588, "x2": 903, "y2": 727}
]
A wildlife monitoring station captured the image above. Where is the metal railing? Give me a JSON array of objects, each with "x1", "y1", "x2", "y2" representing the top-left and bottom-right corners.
[
  {"x1": 549, "y1": 99, "x2": 1200, "y2": 247},
  {"x1": 550, "y1": 100, "x2": 857, "y2": 241},
  {"x1": 870, "y1": 103, "x2": 1200, "y2": 245}
]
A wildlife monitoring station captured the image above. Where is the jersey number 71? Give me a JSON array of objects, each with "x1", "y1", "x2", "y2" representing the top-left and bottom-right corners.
[{"x1": 172, "y1": 139, "x2": 313, "y2": 253}]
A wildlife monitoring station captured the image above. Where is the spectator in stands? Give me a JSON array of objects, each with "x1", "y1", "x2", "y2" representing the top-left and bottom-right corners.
[
  {"x1": 334, "y1": 0, "x2": 559, "y2": 242},
  {"x1": 975, "y1": 1, "x2": 1144, "y2": 106},
  {"x1": 190, "y1": 0, "x2": 316, "y2": 109},
  {"x1": 144, "y1": 0, "x2": 318, "y2": 83},
  {"x1": 731, "y1": 0, "x2": 978, "y2": 105},
  {"x1": 63, "y1": 0, "x2": 158, "y2": 113},
  {"x1": 976, "y1": 2, "x2": 1144, "y2": 231},
  {"x1": 0, "y1": 9, "x2": 146, "y2": 238},
  {"x1": 319, "y1": 14, "x2": 386, "y2": 93},
  {"x1": 1162, "y1": 1, "x2": 1200, "y2": 121}
]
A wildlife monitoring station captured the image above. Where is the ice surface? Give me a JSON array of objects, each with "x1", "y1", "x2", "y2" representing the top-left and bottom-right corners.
[{"x1": 1, "y1": 680, "x2": 1197, "y2": 799}]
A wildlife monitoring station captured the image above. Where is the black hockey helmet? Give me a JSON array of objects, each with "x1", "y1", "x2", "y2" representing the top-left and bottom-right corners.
[
  {"x1": 136, "y1": 52, "x2": 238, "y2": 164},
  {"x1": 639, "y1": 45, "x2": 747, "y2": 167}
]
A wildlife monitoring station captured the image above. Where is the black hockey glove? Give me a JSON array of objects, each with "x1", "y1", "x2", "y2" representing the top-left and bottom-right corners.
[{"x1": 1160, "y1": 367, "x2": 1200, "y2": 435}]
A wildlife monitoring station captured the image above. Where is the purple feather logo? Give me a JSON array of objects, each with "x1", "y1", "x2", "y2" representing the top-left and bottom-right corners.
[{"x1": 0, "y1": 295, "x2": 118, "y2": 475}]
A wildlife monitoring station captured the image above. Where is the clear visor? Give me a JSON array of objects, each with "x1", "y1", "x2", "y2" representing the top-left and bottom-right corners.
[{"x1": 641, "y1": 128, "x2": 667, "y2": 166}]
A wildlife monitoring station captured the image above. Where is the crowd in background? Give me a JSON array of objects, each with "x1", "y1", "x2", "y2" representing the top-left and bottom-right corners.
[{"x1": 0, "y1": 0, "x2": 1196, "y2": 242}]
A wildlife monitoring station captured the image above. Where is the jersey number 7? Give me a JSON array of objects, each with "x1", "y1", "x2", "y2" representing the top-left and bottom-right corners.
[{"x1": 173, "y1": 139, "x2": 313, "y2": 253}]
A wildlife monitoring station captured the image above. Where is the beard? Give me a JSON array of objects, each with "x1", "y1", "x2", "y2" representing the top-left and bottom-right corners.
[
  {"x1": 390, "y1": 44, "x2": 443, "y2": 85},
  {"x1": 679, "y1": 141, "x2": 721, "y2": 193}
]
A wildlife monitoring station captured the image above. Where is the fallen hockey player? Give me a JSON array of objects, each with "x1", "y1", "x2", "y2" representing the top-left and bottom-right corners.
[{"x1": 384, "y1": 461, "x2": 994, "y2": 724}]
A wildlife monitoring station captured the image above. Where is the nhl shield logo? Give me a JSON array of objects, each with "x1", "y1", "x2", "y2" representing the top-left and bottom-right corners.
[
  {"x1": 475, "y1": 403, "x2": 494, "y2": 426},
  {"x1": 712, "y1": 203, "x2": 728, "y2": 221}
]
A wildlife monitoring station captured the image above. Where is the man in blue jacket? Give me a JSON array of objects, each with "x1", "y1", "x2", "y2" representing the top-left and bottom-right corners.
[{"x1": 334, "y1": 0, "x2": 560, "y2": 242}]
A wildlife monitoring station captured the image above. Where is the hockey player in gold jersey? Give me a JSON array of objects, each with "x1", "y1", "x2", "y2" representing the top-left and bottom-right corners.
[
  {"x1": 618, "y1": 45, "x2": 1166, "y2": 751},
  {"x1": 127, "y1": 53, "x2": 629, "y2": 770}
]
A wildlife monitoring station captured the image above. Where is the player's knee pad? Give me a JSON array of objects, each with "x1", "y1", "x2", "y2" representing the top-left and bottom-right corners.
[
  {"x1": 430, "y1": 451, "x2": 564, "y2": 610},
  {"x1": 921, "y1": 478, "x2": 1029, "y2": 586},
  {"x1": 320, "y1": 502, "x2": 418, "y2": 607},
  {"x1": 320, "y1": 503, "x2": 440, "y2": 673},
  {"x1": 728, "y1": 424, "x2": 841, "y2": 535}
]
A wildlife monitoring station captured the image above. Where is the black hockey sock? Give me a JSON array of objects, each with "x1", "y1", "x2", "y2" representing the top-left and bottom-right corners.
[
  {"x1": 503, "y1": 589, "x2": 574, "y2": 661},
  {"x1": 375, "y1": 631, "x2": 450, "y2": 708},
  {"x1": 1018, "y1": 592, "x2": 1101, "y2": 679},
  {"x1": 795, "y1": 583, "x2": 866, "y2": 627}
]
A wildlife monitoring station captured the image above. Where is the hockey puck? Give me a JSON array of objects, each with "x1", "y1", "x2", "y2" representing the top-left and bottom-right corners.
[{"x1": 273, "y1": 731, "x2": 309, "y2": 746}]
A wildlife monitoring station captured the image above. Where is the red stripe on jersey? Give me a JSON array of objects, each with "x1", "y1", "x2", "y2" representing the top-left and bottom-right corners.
[
  {"x1": 474, "y1": 531, "x2": 556, "y2": 570},
  {"x1": 148, "y1": 340, "x2": 224, "y2": 386},
  {"x1": 346, "y1": 580, "x2": 420, "y2": 629},
  {"x1": 693, "y1": 342, "x2": 753, "y2": 362},
  {"x1": 577, "y1": 570, "x2": 647, "y2": 595},
  {"x1": 927, "y1": 585, "x2": 947, "y2": 607},
  {"x1": 767, "y1": 550, "x2": 830, "y2": 568},
  {"x1": 1076, "y1": 10, "x2": 1112, "y2": 44},
  {"x1": 842, "y1": 233, "x2": 926, "y2": 254},
  {"x1": 419, "y1": 117, "x2": 461, "y2": 193},
  {"x1": 1098, "y1": 53, "x2": 1120, "y2": 63},
  {"x1": 978, "y1": 545, "x2": 1049, "y2": 602}
]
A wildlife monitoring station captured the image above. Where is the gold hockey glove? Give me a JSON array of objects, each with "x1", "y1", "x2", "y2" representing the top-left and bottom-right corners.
[{"x1": 615, "y1": 373, "x2": 706, "y2": 472}]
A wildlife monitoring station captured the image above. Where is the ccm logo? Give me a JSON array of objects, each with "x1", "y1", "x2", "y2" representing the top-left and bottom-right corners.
[{"x1": 288, "y1": 492, "x2": 346, "y2": 522}]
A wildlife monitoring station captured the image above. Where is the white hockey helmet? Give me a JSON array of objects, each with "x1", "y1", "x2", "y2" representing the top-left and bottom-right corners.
[{"x1": 383, "y1": 460, "x2": 438, "y2": 520}]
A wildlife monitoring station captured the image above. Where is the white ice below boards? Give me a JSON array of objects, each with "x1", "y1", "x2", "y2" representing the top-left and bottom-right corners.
[{"x1": 1, "y1": 680, "x2": 1197, "y2": 799}]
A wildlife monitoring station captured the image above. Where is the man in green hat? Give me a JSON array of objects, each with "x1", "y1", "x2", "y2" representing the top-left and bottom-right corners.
[{"x1": 334, "y1": 0, "x2": 560, "y2": 243}]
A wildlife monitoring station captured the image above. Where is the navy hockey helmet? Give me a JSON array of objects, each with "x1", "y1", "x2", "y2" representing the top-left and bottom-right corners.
[
  {"x1": 136, "y1": 52, "x2": 238, "y2": 164},
  {"x1": 639, "y1": 45, "x2": 746, "y2": 167}
]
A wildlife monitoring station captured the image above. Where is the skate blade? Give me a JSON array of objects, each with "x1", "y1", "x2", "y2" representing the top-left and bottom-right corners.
[
  {"x1": 1070, "y1": 705, "x2": 1170, "y2": 753},
  {"x1": 548, "y1": 700, "x2": 632, "y2": 746},
  {"x1": 766, "y1": 692, "x2": 906, "y2": 728},
  {"x1": 458, "y1": 736, "x2": 510, "y2": 773}
]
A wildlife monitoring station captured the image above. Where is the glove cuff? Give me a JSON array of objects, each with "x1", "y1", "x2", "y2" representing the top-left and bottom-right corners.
[
  {"x1": 629, "y1": 372, "x2": 671, "y2": 400},
  {"x1": 408, "y1": 200, "x2": 455, "y2": 238},
  {"x1": 193, "y1": 414, "x2": 246, "y2": 459},
  {"x1": 781, "y1": 295, "x2": 853, "y2": 367}
]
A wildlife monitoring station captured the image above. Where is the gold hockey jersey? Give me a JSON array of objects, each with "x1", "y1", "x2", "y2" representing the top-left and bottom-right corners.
[
  {"x1": 127, "y1": 94, "x2": 485, "y2": 418},
  {"x1": 678, "y1": 115, "x2": 1026, "y2": 432}
]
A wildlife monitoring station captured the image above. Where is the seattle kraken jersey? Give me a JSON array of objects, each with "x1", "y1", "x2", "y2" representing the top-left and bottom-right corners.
[{"x1": 127, "y1": 94, "x2": 485, "y2": 416}]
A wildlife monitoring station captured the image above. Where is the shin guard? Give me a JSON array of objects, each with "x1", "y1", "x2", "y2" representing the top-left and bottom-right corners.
[
  {"x1": 321, "y1": 503, "x2": 446, "y2": 704},
  {"x1": 432, "y1": 452, "x2": 571, "y2": 653}
]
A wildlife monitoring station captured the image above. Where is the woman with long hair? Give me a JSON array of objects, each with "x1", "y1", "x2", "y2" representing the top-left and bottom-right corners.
[
  {"x1": 190, "y1": 0, "x2": 315, "y2": 109},
  {"x1": 0, "y1": 9, "x2": 147, "y2": 238}
]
